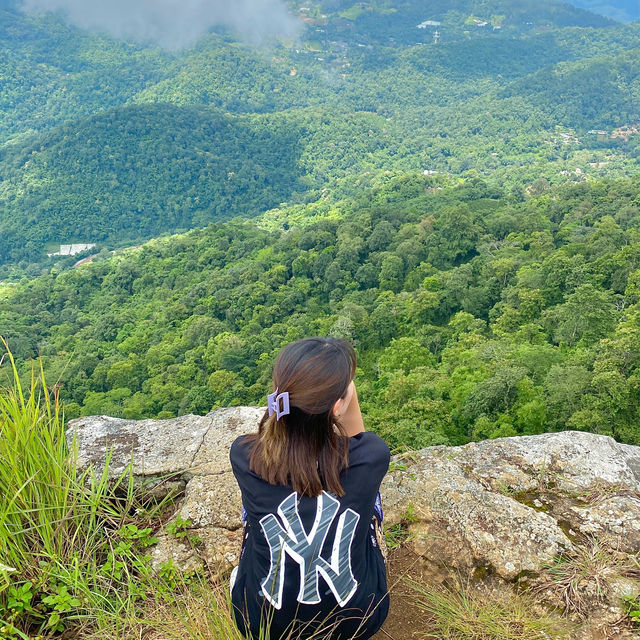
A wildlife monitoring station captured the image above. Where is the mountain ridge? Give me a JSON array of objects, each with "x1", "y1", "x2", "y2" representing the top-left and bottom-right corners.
[{"x1": 1, "y1": 4, "x2": 639, "y2": 268}]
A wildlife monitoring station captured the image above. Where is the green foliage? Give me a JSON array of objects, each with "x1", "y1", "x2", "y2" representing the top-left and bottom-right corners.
[
  {"x1": 3, "y1": 174, "x2": 640, "y2": 450},
  {"x1": 2, "y1": 0, "x2": 640, "y2": 451},
  {"x1": 384, "y1": 523, "x2": 409, "y2": 551},
  {"x1": 570, "y1": 0, "x2": 640, "y2": 23},
  {"x1": 0, "y1": 339, "x2": 178, "y2": 638},
  {"x1": 0, "y1": 7, "x2": 168, "y2": 144},
  {"x1": 503, "y1": 47, "x2": 640, "y2": 129},
  {"x1": 164, "y1": 516, "x2": 202, "y2": 546},
  {"x1": 623, "y1": 593, "x2": 640, "y2": 625},
  {"x1": 2, "y1": 1, "x2": 640, "y2": 273},
  {"x1": 0, "y1": 103, "x2": 307, "y2": 264}
]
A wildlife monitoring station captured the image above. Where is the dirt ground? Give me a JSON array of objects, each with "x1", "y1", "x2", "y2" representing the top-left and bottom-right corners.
[{"x1": 371, "y1": 545, "x2": 436, "y2": 640}]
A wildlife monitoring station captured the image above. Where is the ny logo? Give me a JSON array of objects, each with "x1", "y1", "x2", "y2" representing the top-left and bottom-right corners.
[{"x1": 259, "y1": 491, "x2": 360, "y2": 610}]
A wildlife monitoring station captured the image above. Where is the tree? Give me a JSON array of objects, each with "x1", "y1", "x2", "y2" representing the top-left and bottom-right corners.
[
  {"x1": 543, "y1": 284, "x2": 616, "y2": 346},
  {"x1": 378, "y1": 337, "x2": 436, "y2": 375},
  {"x1": 379, "y1": 254, "x2": 404, "y2": 292},
  {"x1": 544, "y1": 364, "x2": 592, "y2": 428}
]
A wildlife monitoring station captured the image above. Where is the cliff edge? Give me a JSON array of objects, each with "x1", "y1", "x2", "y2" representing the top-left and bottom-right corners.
[{"x1": 66, "y1": 408, "x2": 640, "y2": 639}]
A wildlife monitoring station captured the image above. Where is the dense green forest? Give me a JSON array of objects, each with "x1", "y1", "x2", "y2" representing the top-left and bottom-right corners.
[
  {"x1": 1, "y1": 1, "x2": 639, "y2": 272},
  {"x1": 0, "y1": 0, "x2": 639, "y2": 448},
  {"x1": 2, "y1": 174, "x2": 639, "y2": 448},
  {"x1": 0, "y1": 104, "x2": 306, "y2": 261}
]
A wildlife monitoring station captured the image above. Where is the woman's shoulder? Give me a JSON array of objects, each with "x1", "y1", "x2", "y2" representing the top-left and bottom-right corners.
[
  {"x1": 349, "y1": 431, "x2": 391, "y2": 464},
  {"x1": 229, "y1": 434, "x2": 254, "y2": 469}
]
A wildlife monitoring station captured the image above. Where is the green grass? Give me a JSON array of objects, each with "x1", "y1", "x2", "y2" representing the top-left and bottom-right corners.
[
  {"x1": 623, "y1": 593, "x2": 640, "y2": 627},
  {"x1": 82, "y1": 565, "x2": 370, "y2": 640},
  {"x1": 78, "y1": 567, "x2": 248, "y2": 640},
  {"x1": 406, "y1": 575, "x2": 577, "y2": 640},
  {"x1": 0, "y1": 336, "x2": 175, "y2": 638}
]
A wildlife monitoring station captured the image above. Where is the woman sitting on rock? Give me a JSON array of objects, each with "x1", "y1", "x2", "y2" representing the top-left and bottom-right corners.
[{"x1": 229, "y1": 336, "x2": 390, "y2": 640}]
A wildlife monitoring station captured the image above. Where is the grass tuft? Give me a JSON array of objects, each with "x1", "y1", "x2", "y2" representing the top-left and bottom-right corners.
[
  {"x1": 533, "y1": 535, "x2": 640, "y2": 619},
  {"x1": 0, "y1": 337, "x2": 174, "y2": 638},
  {"x1": 406, "y1": 573, "x2": 576, "y2": 640}
]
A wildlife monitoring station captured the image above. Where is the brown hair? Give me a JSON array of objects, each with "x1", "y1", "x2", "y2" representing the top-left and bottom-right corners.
[{"x1": 243, "y1": 337, "x2": 356, "y2": 498}]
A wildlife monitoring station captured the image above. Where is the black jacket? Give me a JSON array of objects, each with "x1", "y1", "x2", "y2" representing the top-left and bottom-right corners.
[{"x1": 230, "y1": 431, "x2": 390, "y2": 640}]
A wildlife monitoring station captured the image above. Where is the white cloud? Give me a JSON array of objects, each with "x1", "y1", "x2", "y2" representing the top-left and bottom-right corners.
[{"x1": 20, "y1": 0, "x2": 301, "y2": 49}]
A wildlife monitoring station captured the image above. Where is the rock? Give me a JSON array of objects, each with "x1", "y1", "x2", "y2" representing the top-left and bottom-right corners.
[
  {"x1": 66, "y1": 407, "x2": 263, "y2": 575},
  {"x1": 151, "y1": 527, "x2": 244, "y2": 574},
  {"x1": 188, "y1": 407, "x2": 264, "y2": 477},
  {"x1": 67, "y1": 413, "x2": 211, "y2": 478},
  {"x1": 447, "y1": 431, "x2": 640, "y2": 495},
  {"x1": 66, "y1": 407, "x2": 264, "y2": 490},
  {"x1": 179, "y1": 475, "x2": 243, "y2": 530},
  {"x1": 566, "y1": 495, "x2": 640, "y2": 553},
  {"x1": 68, "y1": 412, "x2": 640, "y2": 636},
  {"x1": 150, "y1": 533, "x2": 203, "y2": 574},
  {"x1": 381, "y1": 449, "x2": 572, "y2": 581}
]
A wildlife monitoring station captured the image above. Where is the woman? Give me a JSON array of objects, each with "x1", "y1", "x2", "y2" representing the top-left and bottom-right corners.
[{"x1": 229, "y1": 337, "x2": 390, "y2": 640}]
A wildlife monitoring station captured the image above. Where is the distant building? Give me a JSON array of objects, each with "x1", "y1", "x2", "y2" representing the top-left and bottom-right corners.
[
  {"x1": 612, "y1": 125, "x2": 639, "y2": 141},
  {"x1": 417, "y1": 20, "x2": 441, "y2": 29},
  {"x1": 47, "y1": 243, "x2": 96, "y2": 257},
  {"x1": 588, "y1": 130, "x2": 610, "y2": 142}
]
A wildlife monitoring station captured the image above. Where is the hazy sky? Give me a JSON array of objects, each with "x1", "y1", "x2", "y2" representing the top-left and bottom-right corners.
[{"x1": 20, "y1": 0, "x2": 301, "y2": 49}]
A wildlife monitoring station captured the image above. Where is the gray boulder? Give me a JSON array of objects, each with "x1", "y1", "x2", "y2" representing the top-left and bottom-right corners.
[{"x1": 66, "y1": 410, "x2": 640, "y2": 636}]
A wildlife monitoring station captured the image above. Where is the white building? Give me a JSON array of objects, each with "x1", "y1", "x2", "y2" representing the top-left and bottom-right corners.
[{"x1": 47, "y1": 243, "x2": 96, "y2": 257}]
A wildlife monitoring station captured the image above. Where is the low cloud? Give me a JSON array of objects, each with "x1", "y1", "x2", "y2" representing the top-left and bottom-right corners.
[{"x1": 20, "y1": 0, "x2": 301, "y2": 49}]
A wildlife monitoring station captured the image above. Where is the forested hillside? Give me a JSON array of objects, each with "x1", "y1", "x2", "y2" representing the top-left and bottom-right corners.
[
  {"x1": 2, "y1": 174, "x2": 639, "y2": 448},
  {"x1": 1, "y1": 0, "x2": 639, "y2": 272},
  {"x1": 287, "y1": 0, "x2": 614, "y2": 45},
  {"x1": 0, "y1": 104, "x2": 305, "y2": 262},
  {"x1": 0, "y1": 3, "x2": 168, "y2": 143},
  {"x1": 0, "y1": 0, "x2": 639, "y2": 448}
]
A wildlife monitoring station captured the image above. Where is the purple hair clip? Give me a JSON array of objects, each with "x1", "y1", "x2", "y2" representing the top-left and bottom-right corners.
[{"x1": 267, "y1": 388, "x2": 290, "y2": 420}]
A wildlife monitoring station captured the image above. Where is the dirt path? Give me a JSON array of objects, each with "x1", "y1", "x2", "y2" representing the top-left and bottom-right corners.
[{"x1": 371, "y1": 546, "x2": 436, "y2": 640}]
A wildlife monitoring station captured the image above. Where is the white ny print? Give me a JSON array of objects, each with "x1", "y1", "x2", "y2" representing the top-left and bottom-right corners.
[{"x1": 259, "y1": 491, "x2": 360, "y2": 610}]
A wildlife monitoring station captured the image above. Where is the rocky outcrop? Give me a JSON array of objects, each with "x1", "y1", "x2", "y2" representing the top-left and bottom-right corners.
[
  {"x1": 66, "y1": 409, "x2": 640, "y2": 638},
  {"x1": 67, "y1": 407, "x2": 263, "y2": 572},
  {"x1": 382, "y1": 431, "x2": 640, "y2": 582}
]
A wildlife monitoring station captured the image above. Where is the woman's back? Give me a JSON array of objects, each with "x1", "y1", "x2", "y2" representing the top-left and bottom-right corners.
[{"x1": 230, "y1": 430, "x2": 390, "y2": 640}]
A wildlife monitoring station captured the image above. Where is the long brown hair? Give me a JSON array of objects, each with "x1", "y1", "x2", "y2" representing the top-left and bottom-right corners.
[{"x1": 243, "y1": 337, "x2": 356, "y2": 498}]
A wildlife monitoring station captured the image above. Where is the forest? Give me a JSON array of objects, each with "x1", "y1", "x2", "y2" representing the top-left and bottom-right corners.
[
  {"x1": 0, "y1": 0, "x2": 639, "y2": 448},
  {"x1": 2, "y1": 173, "x2": 639, "y2": 449},
  {"x1": 1, "y1": 1, "x2": 640, "y2": 272}
]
